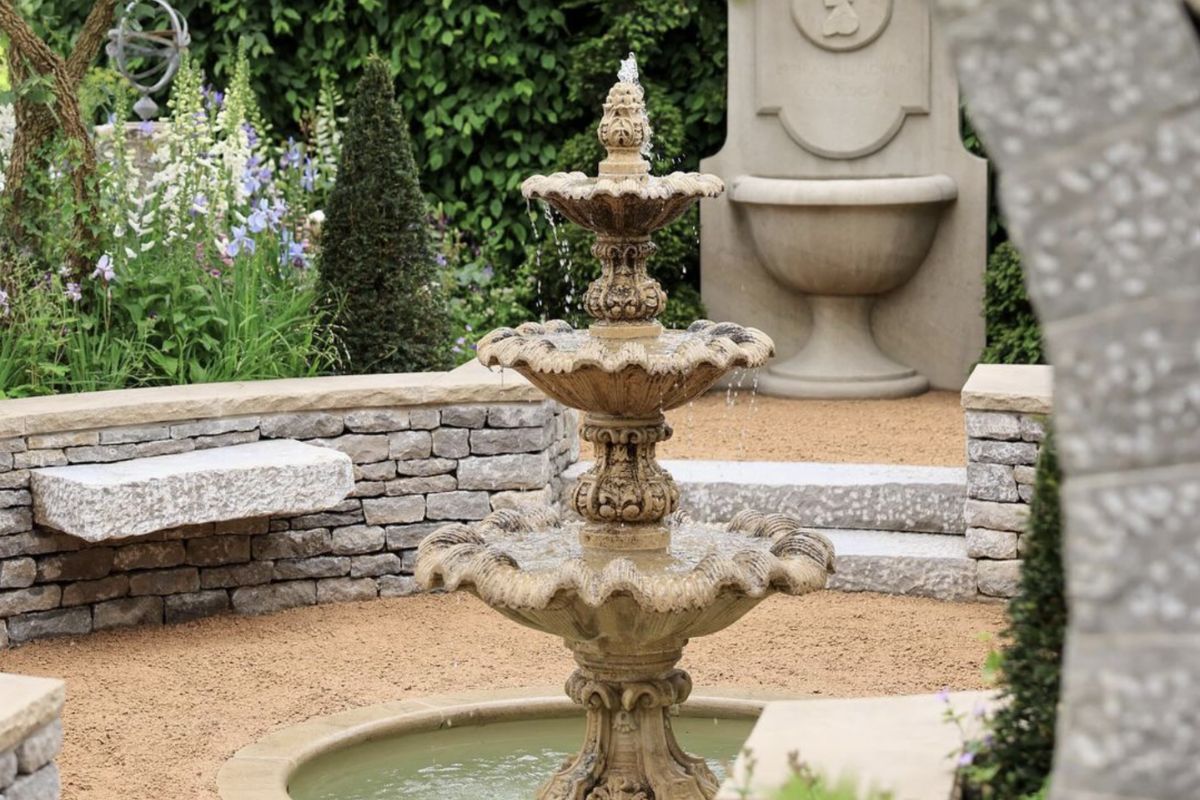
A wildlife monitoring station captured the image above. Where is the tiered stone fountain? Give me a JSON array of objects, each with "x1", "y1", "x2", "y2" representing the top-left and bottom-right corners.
[{"x1": 416, "y1": 57, "x2": 834, "y2": 800}]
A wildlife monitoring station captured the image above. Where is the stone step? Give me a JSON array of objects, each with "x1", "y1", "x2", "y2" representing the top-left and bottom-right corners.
[
  {"x1": 821, "y1": 528, "x2": 977, "y2": 601},
  {"x1": 564, "y1": 459, "x2": 966, "y2": 534}
]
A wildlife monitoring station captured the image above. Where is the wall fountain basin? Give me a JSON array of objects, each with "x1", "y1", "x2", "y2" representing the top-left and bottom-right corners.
[{"x1": 730, "y1": 174, "x2": 958, "y2": 399}]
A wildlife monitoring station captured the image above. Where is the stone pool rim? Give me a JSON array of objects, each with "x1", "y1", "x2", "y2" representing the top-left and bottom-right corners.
[{"x1": 216, "y1": 685, "x2": 795, "y2": 800}]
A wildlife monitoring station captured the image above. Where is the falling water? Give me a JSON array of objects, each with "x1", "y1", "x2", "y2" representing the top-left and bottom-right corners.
[{"x1": 542, "y1": 204, "x2": 576, "y2": 317}]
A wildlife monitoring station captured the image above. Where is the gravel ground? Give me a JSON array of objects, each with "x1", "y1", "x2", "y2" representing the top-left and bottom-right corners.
[
  {"x1": 660, "y1": 390, "x2": 964, "y2": 465},
  {"x1": 0, "y1": 591, "x2": 1004, "y2": 800}
]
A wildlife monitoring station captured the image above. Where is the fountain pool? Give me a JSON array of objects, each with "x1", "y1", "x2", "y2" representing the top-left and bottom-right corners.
[{"x1": 288, "y1": 714, "x2": 754, "y2": 800}]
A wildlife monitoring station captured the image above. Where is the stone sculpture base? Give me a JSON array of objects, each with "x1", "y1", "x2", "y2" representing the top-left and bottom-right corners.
[
  {"x1": 538, "y1": 650, "x2": 718, "y2": 800},
  {"x1": 756, "y1": 295, "x2": 929, "y2": 399}
]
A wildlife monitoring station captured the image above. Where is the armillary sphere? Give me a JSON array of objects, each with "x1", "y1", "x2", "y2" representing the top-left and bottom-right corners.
[{"x1": 106, "y1": 0, "x2": 191, "y2": 120}]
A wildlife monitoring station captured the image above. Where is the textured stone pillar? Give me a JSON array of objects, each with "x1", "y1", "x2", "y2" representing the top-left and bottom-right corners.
[{"x1": 933, "y1": 1, "x2": 1200, "y2": 797}]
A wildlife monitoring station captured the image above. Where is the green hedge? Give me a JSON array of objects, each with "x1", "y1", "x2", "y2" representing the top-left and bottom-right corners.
[
  {"x1": 969, "y1": 431, "x2": 1065, "y2": 798},
  {"x1": 981, "y1": 241, "x2": 1044, "y2": 365}
]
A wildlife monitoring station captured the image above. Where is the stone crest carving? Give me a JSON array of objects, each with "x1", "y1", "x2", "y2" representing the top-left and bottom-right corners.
[{"x1": 794, "y1": 0, "x2": 894, "y2": 52}]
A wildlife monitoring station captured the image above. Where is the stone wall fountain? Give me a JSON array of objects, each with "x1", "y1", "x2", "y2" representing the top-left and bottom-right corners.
[{"x1": 416, "y1": 57, "x2": 835, "y2": 800}]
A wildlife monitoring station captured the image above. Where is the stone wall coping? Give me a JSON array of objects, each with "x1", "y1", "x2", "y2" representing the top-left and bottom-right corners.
[
  {"x1": 962, "y1": 364, "x2": 1053, "y2": 414},
  {"x1": 0, "y1": 673, "x2": 64, "y2": 753},
  {"x1": 0, "y1": 361, "x2": 539, "y2": 439}
]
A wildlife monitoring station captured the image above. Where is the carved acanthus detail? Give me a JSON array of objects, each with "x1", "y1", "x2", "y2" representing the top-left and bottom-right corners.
[
  {"x1": 585, "y1": 237, "x2": 666, "y2": 323},
  {"x1": 572, "y1": 415, "x2": 678, "y2": 524}
]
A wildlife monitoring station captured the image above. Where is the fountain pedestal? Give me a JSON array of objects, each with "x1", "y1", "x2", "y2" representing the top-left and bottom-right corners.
[{"x1": 543, "y1": 653, "x2": 717, "y2": 800}]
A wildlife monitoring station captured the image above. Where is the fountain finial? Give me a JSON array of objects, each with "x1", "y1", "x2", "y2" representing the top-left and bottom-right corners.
[{"x1": 597, "y1": 53, "x2": 651, "y2": 178}]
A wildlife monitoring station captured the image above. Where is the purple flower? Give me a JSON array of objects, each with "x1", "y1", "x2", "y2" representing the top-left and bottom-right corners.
[
  {"x1": 435, "y1": 253, "x2": 448, "y2": 267},
  {"x1": 92, "y1": 253, "x2": 115, "y2": 282},
  {"x1": 958, "y1": 751, "x2": 975, "y2": 767},
  {"x1": 972, "y1": 702, "x2": 988, "y2": 720},
  {"x1": 242, "y1": 169, "x2": 263, "y2": 196},
  {"x1": 481, "y1": 265, "x2": 494, "y2": 281},
  {"x1": 65, "y1": 282, "x2": 82, "y2": 303},
  {"x1": 137, "y1": 120, "x2": 155, "y2": 138},
  {"x1": 301, "y1": 159, "x2": 317, "y2": 192},
  {"x1": 935, "y1": 688, "x2": 951, "y2": 704},
  {"x1": 284, "y1": 138, "x2": 303, "y2": 169},
  {"x1": 190, "y1": 193, "x2": 209, "y2": 217},
  {"x1": 247, "y1": 202, "x2": 270, "y2": 234},
  {"x1": 286, "y1": 238, "x2": 308, "y2": 269},
  {"x1": 225, "y1": 226, "x2": 256, "y2": 257},
  {"x1": 209, "y1": 268, "x2": 222, "y2": 278},
  {"x1": 204, "y1": 86, "x2": 224, "y2": 111},
  {"x1": 242, "y1": 122, "x2": 259, "y2": 148}
]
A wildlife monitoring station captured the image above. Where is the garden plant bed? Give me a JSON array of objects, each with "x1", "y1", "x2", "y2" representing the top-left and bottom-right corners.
[
  {"x1": 0, "y1": 591, "x2": 1004, "y2": 800},
  {"x1": 660, "y1": 390, "x2": 965, "y2": 465}
]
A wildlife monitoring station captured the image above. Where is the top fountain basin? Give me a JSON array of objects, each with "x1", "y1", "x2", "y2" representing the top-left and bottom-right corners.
[{"x1": 523, "y1": 172, "x2": 724, "y2": 238}]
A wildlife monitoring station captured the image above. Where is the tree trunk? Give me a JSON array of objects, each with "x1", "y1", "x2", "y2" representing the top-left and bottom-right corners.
[{"x1": 0, "y1": 0, "x2": 118, "y2": 275}]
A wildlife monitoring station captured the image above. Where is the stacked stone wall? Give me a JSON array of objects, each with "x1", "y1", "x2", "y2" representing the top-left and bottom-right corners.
[
  {"x1": 963, "y1": 409, "x2": 1046, "y2": 599},
  {"x1": 0, "y1": 401, "x2": 579, "y2": 648}
]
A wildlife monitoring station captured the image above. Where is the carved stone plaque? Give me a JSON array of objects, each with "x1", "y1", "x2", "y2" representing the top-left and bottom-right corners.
[
  {"x1": 793, "y1": 0, "x2": 895, "y2": 52},
  {"x1": 757, "y1": 0, "x2": 930, "y2": 159}
]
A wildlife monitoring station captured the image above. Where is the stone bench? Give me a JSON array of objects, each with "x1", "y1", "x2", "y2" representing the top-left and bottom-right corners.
[{"x1": 29, "y1": 440, "x2": 354, "y2": 543}]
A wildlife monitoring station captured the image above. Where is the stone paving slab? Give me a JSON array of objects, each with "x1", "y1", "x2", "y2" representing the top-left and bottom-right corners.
[
  {"x1": 716, "y1": 691, "x2": 994, "y2": 800},
  {"x1": 31, "y1": 440, "x2": 353, "y2": 542}
]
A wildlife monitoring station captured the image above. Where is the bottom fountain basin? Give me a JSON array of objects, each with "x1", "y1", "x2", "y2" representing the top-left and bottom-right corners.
[
  {"x1": 730, "y1": 174, "x2": 957, "y2": 399},
  {"x1": 217, "y1": 688, "x2": 774, "y2": 800},
  {"x1": 289, "y1": 713, "x2": 752, "y2": 800}
]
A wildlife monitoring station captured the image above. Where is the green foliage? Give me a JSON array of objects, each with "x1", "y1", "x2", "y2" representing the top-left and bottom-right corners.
[
  {"x1": 966, "y1": 432, "x2": 1066, "y2": 799},
  {"x1": 980, "y1": 242, "x2": 1044, "y2": 365},
  {"x1": 29, "y1": 0, "x2": 726, "y2": 322},
  {"x1": 0, "y1": 50, "x2": 338, "y2": 397},
  {"x1": 318, "y1": 55, "x2": 450, "y2": 374}
]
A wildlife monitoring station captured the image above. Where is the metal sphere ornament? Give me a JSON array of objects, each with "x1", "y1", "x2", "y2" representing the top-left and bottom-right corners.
[{"x1": 106, "y1": 0, "x2": 191, "y2": 120}]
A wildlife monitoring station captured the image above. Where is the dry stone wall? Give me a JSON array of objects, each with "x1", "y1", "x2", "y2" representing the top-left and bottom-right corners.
[
  {"x1": 961, "y1": 364, "x2": 1052, "y2": 600},
  {"x1": 0, "y1": 401, "x2": 578, "y2": 648}
]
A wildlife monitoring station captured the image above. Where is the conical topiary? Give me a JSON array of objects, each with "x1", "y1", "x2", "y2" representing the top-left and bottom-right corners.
[{"x1": 319, "y1": 55, "x2": 451, "y2": 373}]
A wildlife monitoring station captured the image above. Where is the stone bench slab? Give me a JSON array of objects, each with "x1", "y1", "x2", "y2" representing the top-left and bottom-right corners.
[{"x1": 30, "y1": 440, "x2": 353, "y2": 543}]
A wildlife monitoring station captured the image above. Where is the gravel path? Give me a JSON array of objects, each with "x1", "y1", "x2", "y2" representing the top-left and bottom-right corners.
[
  {"x1": 0, "y1": 591, "x2": 1004, "y2": 800},
  {"x1": 661, "y1": 390, "x2": 964, "y2": 465}
]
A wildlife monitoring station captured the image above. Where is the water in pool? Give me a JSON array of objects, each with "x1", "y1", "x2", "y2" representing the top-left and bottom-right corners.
[{"x1": 288, "y1": 714, "x2": 754, "y2": 800}]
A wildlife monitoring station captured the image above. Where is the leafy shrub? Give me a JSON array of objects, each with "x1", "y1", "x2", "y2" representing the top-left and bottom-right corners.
[
  {"x1": 980, "y1": 241, "x2": 1043, "y2": 365},
  {"x1": 964, "y1": 431, "x2": 1065, "y2": 798},
  {"x1": 318, "y1": 55, "x2": 450, "y2": 374},
  {"x1": 0, "y1": 50, "x2": 338, "y2": 396}
]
